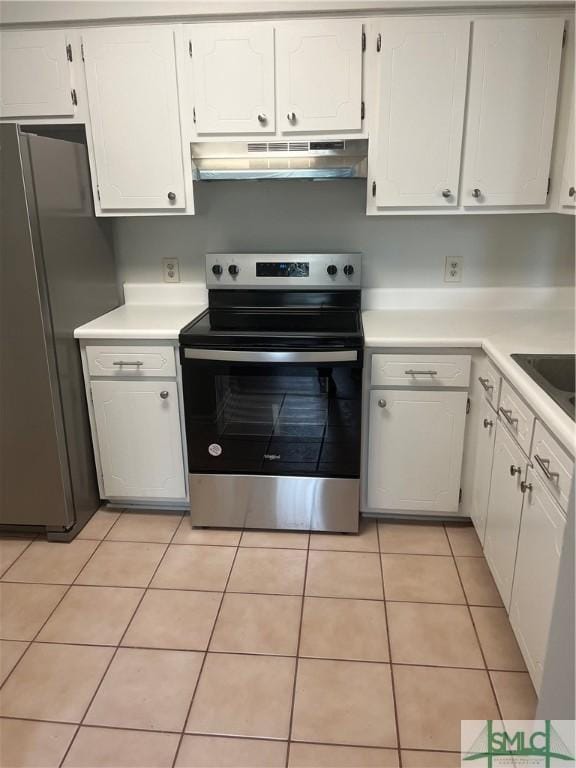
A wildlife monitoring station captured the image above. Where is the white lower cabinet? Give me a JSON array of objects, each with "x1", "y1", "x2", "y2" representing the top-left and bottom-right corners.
[
  {"x1": 470, "y1": 397, "x2": 497, "y2": 544},
  {"x1": 91, "y1": 379, "x2": 186, "y2": 500},
  {"x1": 510, "y1": 468, "x2": 566, "y2": 692},
  {"x1": 367, "y1": 389, "x2": 467, "y2": 513},
  {"x1": 483, "y1": 421, "x2": 527, "y2": 608}
]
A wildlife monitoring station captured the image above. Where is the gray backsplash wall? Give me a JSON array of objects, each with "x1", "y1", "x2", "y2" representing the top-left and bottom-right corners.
[{"x1": 114, "y1": 180, "x2": 575, "y2": 288}]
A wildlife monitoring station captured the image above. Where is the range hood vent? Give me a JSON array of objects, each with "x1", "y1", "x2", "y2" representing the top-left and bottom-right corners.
[{"x1": 191, "y1": 140, "x2": 368, "y2": 180}]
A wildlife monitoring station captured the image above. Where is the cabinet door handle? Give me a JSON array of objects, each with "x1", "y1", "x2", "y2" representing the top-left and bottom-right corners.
[
  {"x1": 160, "y1": 390, "x2": 169, "y2": 399},
  {"x1": 471, "y1": 188, "x2": 482, "y2": 198},
  {"x1": 499, "y1": 407, "x2": 518, "y2": 426},
  {"x1": 113, "y1": 360, "x2": 143, "y2": 366},
  {"x1": 520, "y1": 480, "x2": 533, "y2": 493},
  {"x1": 478, "y1": 376, "x2": 494, "y2": 392},
  {"x1": 257, "y1": 113, "x2": 267, "y2": 124},
  {"x1": 483, "y1": 418, "x2": 494, "y2": 429},
  {"x1": 404, "y1": 369, "x2": 438, "y2": 376},
  {"x1": 510, "y1": 465, "x2": 522, "y2": 477},
  {"x1": 287, "y1": 112, "x2": 296, "y2": 122},
  {"x1": 167, "y1": 192, "x2": 176, "y2": 201},
  {"x1": 378, "y1": 398, "x2": 387, "y2": 408},
  {"x1": 534, "y1": 454, "x2": 560, "y2": 482},
  {"x1": 441, "y1": 189, "x2": 452, "y2": 199},
  {"x1": 569, "y1": 186, "x2": 575, "y2": 198}
]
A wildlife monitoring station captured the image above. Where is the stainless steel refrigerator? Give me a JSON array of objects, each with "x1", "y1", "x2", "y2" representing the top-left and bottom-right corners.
[{"x1": 0, "y1": 123, "x2": 119, "y2": 539}]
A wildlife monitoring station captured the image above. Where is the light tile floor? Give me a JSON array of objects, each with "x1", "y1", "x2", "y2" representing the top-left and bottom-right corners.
[{"x1": 0, "y1": 513, "x2": 537, "y2": 768}]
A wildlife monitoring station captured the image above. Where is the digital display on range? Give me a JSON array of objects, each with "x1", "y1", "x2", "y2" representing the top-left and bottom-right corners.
[{"x1": 256, "y1": 262, "x2": 309, "y2": 278}]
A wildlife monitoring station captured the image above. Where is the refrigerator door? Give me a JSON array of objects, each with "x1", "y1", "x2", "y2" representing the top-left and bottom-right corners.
[{"x1": 0, "y1": 125, "x2": 118, "y2": 532}]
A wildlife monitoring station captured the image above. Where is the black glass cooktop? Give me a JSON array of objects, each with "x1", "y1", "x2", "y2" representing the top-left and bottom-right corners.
[
  {"x1": 184, "y1": 308, "x2": 360, "y2": 335},
  {"x1": 179, "y1": 289, "x2": 363, "y2": 350}
]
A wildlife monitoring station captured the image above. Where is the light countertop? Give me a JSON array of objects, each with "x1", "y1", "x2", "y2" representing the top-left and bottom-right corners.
[
  {"x1": 74, "y1": 283, "x2": 207, "y2": 340},
  {"x1": 74, "y1": 302, "x2": 207, "y2": 340},
  {"x1": 363, "y1": 306, "x2": 575, "y2": 454}
]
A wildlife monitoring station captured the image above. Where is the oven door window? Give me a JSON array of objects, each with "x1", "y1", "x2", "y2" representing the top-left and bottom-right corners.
[{"x1": 183, "y1": 361, "x2": 361, "y2": 478}]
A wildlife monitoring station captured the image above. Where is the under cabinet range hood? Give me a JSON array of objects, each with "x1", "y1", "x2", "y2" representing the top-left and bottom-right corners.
[{"x1": 190, "y1": 140, "x2": 368, "y2": 180}]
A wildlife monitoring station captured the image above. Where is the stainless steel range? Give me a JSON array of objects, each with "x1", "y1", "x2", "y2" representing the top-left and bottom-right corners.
[{"x1": 179, "y1": 253, "x2": 363, "y2": 533}]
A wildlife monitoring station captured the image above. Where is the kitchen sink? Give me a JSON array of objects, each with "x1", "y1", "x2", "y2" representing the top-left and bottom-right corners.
[{"x1": 511, "y1": 354, "x2": 575, "y2": 421}]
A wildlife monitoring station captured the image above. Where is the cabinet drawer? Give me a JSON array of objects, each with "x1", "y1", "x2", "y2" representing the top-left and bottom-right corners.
[
  {"x1": 532, "y1": 421, "x2": 573, "y2": 514},
  {"x1": 371, "y1": 354, "x2": 470, "y2": 388},
  {"x1": 477, "y1": 358, "x2": 501, "y2": 410},
  {"x1": 498, "y1": 380, "x2": 534, "y2": 455},
  {"x1": 86, "y1": 346, "x2": 176, "y2": 378}
]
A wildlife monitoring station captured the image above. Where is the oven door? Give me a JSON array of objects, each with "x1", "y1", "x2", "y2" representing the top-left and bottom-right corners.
[{"x1": 181, "y1": 349, "x2": 362, "y2": 479}]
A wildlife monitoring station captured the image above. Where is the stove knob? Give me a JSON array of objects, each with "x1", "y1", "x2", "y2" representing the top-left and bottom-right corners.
[
  {"x1": 228, "y1": 264, "x2": 239, "y2": 277},
  {"x1": 327, "y1": 265, "x2": 338, "y2": 276},
  {"x1": 343, "y1": 265, "x2": 355, "y2": 277},
  {"x1": 212, "y1": 264, "x2": 223, "y2": 276}
]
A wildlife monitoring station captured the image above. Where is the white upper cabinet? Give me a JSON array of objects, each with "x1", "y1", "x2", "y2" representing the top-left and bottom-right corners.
[
  {"x1": 82, "y1": 26, "x2": 186, "y2": 212},
  {"x1": 373, "y1": 18, "x2": 470, "y2": 208},
  {"x1": 277, "y1": 20, "x2": 363, "y2": 134},
  {"x1": 0, "y1": 30, "x2": 74, "y2": 118},
  {"x1": 188, "y1": 23, "x2": 275, "y2": 135},
  {"x1": 559, "y1": 91, "x2": 575, "y2": 208},
  {"x1": 367, "y1": 389, "x2": 467, "y2": 513},
  {"x1": 462, "y1": 18, "x2": 564, "y2": 207}
]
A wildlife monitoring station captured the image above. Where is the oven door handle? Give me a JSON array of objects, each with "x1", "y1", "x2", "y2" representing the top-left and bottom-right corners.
[{"x1": 182, "y1": 349, "x2": 358, "y2": 363}]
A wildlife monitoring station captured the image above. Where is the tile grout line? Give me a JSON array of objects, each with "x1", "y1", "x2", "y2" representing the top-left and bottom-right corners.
[
  {"x1": 377, "y1": 523, "x2": 402, "y2": 768},
  {"x1": 0, "y1": 577, "x2": 502, "y2": 606},
  {"x1": 443, "y1": 523, "x2": 505, "y2": 722},
  {"x1": 0, "y1": 712, "x2": 460, "y2": 755},
  {"x1": 0, "y1": 535, "x2": 110, "y2": 695},
  {"x1": 285, "y1": 532, "x2": 311, "y2": 768},
  {"x1": 170, "y1": 536, "x2": 243, "y2": 768},
  {"x1": 0, "y1": 536, "x2": 36, "y2": 580},
  {"x1": 57, "y1": 514, "x2": 181, "y2": 768},
  {"x1": 46, "y1": 534, "x2": 486, "y2": 557},
  {"x1": 0, "y1": 636, "x2": 524, "y2": 673}
]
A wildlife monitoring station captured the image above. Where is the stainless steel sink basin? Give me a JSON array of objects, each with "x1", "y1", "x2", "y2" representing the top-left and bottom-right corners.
[{"x1": 511, "y1": 354, "x2": 575, "y2": 421}]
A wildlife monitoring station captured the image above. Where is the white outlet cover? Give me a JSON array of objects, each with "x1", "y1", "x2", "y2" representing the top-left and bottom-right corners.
[
  {"x1": 444, "y1": 255, "x2": 463, "y2": 283},
  {"x1": 163, "y1": 257, "x2": 180, "y2": 283}
]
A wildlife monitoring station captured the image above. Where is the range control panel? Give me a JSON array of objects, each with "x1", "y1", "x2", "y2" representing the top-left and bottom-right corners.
[{"x1": 206, "y1": 253, "x2": 362, "y2": 289}]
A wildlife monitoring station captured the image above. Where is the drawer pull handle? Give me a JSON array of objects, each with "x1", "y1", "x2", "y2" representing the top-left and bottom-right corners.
[
  {"x1": 160, "y1": 390, "x2": 169, "y2": 400},
  {"x1": 113, "y1": 360, "x2": 144, "y2": 366},
  {"x1": 404, "y1": 369, "x2": 438, "y2": 376},
  {"x1": 499, "y1": 407, "x2": 518, "y2": 427},
  {"x1": 521, "y1": 480, "x2": 533, "y2": 494},
  {"x1": 534, "y1": 454, "x2": 560, "y2": 482},
  {"x1": 483, "y1": 418, "x2": 494, "y2": 429},
  {"x1": 478, "y1": 376, "x2": 494, "y2": 392},
  {"x1": 510, "y1": 465, "x2": 522, "y2": 477},
  {"x1": 378, "y1": 398, "x2": 387, "y2": 408}
]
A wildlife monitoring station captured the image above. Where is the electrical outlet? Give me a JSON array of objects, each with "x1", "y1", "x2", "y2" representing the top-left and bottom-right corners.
[
  {"x1": 163, "y1": 257, "x2": 180, "y2": 283},
  {"x1": 444, "y1": 255, "x2": 463, "y2": 283}
]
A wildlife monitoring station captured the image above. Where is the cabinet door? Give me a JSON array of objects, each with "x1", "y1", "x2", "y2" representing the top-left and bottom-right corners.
[
  {"x1": 188, "y1": 23, "x2": 275, "y2": 135},
  {"x1": 510, "y1": 468, "x2": 566, "y2": 692},
  {"x1": 0, "y1": 30, "x2": 74, "y2": 118},
  {"x1": 484, "y1": 422, "x2": 526, "y2": 608},
  {"x1": 374, "y1": 19, "x2": 469, "y2": 208},
  {"x1": 277, "y1": 20, "x2": 363, "y2": 133},
  {"x1": 470, "y1": 398, "x2": 497, "y2": 545},
  {"x1": 91, "y1": 379, "x2": 186, "y2": 500},
  {"x1": 462, "y1": 18, "x2": 564, "y2": 207},
  {"x1": 367, "y1": 389, "x2": 467, "y2": 513},
  {"x1": 82, "y1": 27, "x2": 185, "y2": 211},
  {"x1": 559, "y1": 93, "x2": 575, "y2": 208}
]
